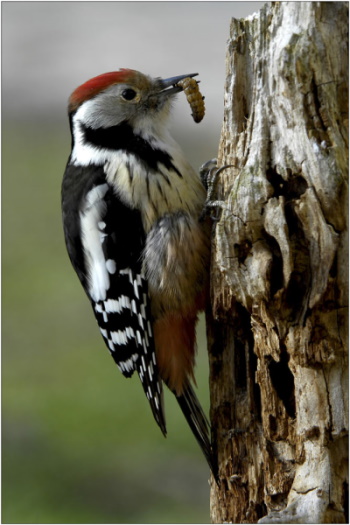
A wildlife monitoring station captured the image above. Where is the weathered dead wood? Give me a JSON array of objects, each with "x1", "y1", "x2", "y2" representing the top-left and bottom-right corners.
[{"x1": 207, "y1": 3, "x2": 348, "y2": 523}]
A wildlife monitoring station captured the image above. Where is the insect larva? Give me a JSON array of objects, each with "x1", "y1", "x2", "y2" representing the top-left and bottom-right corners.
[{"x1": 177, "y1": 77, "x2": 205, "y2": 123}]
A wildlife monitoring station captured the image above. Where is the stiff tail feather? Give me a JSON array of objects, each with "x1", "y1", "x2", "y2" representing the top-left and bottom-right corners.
[{"x1": 176, "y1": 383, "x2": 218, "y2": 481}]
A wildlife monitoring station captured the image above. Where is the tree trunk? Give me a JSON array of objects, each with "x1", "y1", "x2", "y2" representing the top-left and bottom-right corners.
[{"x1": 207, "y1": 2, "x2": 348, "y2": 523}]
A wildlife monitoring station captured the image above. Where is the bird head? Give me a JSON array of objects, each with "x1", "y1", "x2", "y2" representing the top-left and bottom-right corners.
[{"x1": 68, "y1": 69, "x2": 198, "y2": 132}]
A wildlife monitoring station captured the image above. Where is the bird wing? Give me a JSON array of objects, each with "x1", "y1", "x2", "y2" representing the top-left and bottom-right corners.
[{"x1": 63, "y1": 165, "x2": 166, "y2": 434}]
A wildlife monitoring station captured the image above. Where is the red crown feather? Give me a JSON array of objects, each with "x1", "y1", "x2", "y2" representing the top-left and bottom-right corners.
[{"x1": 68, "y1": 69, "x2": 135, "y2": 112}]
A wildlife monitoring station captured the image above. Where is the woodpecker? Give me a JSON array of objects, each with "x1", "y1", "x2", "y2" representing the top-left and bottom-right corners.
[{"x1": 61, "y1": 69, "x2": 214, "y2": 475}]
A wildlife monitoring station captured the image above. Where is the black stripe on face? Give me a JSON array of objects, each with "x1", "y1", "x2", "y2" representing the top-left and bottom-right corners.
[{"x1": 80, "y1": 121, "x2": 183, "y2": 178}]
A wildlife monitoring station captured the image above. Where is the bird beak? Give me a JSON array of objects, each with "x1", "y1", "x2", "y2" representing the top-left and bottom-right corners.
[{"x1": 159, "y1": 73, "x2": 198, "y2": 96}]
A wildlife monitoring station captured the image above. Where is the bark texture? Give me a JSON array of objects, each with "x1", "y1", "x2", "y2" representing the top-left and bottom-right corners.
[{"x1": 208, "y1": 3, "x2": 348, "y2": 523}]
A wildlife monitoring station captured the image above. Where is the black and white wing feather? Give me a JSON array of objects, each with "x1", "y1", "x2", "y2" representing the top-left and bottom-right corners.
[{"x1": 62, "y1": 164, "x2": 166, "y2": 435}]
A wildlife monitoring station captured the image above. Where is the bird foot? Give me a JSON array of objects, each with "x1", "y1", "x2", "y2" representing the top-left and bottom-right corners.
[{"x1": 199, "y1": 158, "x2": 233, "y2": 221}]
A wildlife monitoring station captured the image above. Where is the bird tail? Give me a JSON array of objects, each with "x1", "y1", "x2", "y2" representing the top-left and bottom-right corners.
[{"x1": 175, "y1": 383, "x2": 218, "y2": 480}]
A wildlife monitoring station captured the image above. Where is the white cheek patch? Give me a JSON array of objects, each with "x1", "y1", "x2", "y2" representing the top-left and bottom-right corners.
[
  {"x1": 80, "y1": 183, "x2": 111, "y2": 302},
  {"x1": 70, "y1": 116, "x2": 117, "y2": 167}
]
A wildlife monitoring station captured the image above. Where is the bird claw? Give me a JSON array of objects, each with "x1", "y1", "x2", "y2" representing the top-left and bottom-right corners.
[
  {"x1": 204, "y1": 200, "x2": 230, "y2": 222},
  {"x1": 199, "y1": 158, "x2": 218, "y2": 189},
  {"x1": 199, "y1": 159, "x2": 233, "y2": 221}
]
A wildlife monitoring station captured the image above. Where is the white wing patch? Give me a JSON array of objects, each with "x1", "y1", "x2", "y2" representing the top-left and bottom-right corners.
[
  {"x1": 80, "y1": 183, "x2": 115, "y2": 302},
  {"x1": 106, "y1": 259, "x2": 117, "y2": 274},
  {"x1": 104, "y1": 296, "x2": 131, "y2": 313}
]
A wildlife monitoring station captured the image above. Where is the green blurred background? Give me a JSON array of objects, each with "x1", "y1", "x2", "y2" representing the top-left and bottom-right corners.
[{"x1": 2, "y1": 2, "x2": 262, "y2": 523}]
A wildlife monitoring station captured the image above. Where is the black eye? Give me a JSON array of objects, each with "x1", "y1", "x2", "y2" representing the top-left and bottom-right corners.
[{"x1": 121, "y1": 88, "x2": 137, "y2": 101}]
